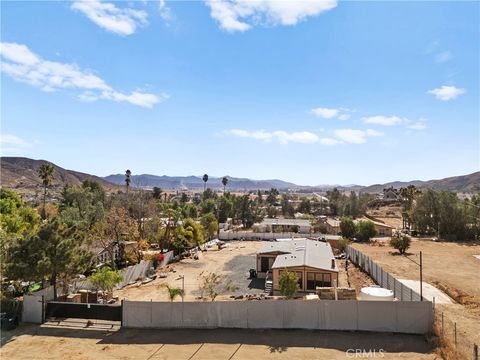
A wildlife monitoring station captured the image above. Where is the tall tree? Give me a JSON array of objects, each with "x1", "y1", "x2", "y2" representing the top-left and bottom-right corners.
[
  {"x1": 152, "y1": 187, "x2": 163, "y2": 200},
  {"x1": 38, "y1": 163, "x2": 54, "y2": 218},
  {"x1": 222, "y1": 176, "x2": 229, "y2": 194},
  {"x1": 125, "y1": 169, "x2": 132, "y2": 194},
  {"x1": 202, "y1": 174, "x2": 209, "y2": 192},
  {"x1": 7, "y1": 219, "x2": 91, "y2": 300}
]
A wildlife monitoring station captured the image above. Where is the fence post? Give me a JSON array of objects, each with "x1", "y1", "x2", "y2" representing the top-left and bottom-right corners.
[
  {"x1": 410, "y1": 288, "x2": 413, "y2": 301},
  {"x1": 474, "y1": 344, "x2": 478, "y2": 360},
  {"x1": 380, "y1": 267, "x2": 383, "y2": 288},
  {"x1": 400, "y1": 283, "x2": 403, "y2": 301},
  {"x1": 441, "y1": 312, "x2": 444, "y2": 335},
  {"x1": 454, "y1": 322, "x2": 457, "y2": 346}
]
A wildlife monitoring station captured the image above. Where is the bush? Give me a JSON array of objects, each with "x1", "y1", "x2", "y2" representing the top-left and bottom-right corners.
[
  {"x1": 338, "y1": 237, "x2": 350, "y2": 251},
  {"x1": 340, "y1": 217, "x2": 356, "y2": 238},
  {"x1": 278, "y1": 270, "x2": 299, "y2": 299},
  {"x1": 355, "y1": 220, "x2": 377, "y2": 242},
  {"x1": 389, "y1": 234, "x2": 411, "y2": 254}
]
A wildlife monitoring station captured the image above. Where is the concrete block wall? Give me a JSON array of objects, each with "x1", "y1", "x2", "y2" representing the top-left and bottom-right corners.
[{"x1": 122, "y1": 299, "x2": 432, "y2": 334}]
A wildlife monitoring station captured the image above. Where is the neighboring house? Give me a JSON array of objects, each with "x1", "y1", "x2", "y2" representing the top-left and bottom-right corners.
[
  {"x1": 256, "y1": 239, "x2": 338, "y2": 295},
  {"x1": 89, "y1": 240, "x2": 139, "y2": 266},
  {"x1": 325, "y1": 217, "x2": 395, "y2": 237},
  {"x1": 325, "y1": 218, "x2": 341, "y2": 235},
  {"x1": 356, "y1": 219, "x2": 395, "y2": 237},
  {"x1": 383, "y1": 187, "x2": 399, "y2": 200},
  {"x1": 255, "y1": 218, "x2": 312, "y2": 233}
]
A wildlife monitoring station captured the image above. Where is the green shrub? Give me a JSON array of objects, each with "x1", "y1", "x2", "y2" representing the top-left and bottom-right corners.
[{"x1": 389, "y1": 234, "x2": 411, "y2": 255}]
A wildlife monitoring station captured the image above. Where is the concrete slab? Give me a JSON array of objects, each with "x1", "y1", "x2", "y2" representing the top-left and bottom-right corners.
[{"x1": 397, "y1": 279, "x2": 453, "y2": 304}]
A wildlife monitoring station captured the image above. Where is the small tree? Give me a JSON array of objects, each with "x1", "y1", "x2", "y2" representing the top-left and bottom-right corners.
[
  {"x1": 355, "y1": 220, "x2": 377, "y2": 242},
  {"x1": 198, "y1": 271, "x2": 238, "y2": 301},
  {"x1": 338, "y1": 237, "x2": 350, "y2": 252},
  {"x1": 389, "y1": 234, "x2": 411, "y2": 255},
  {"x1": 162, "y1": 284, "x2": 184, "y2": 302},
  {"x1": 340, "y1": 217, "x2": 356, "y2": 238},
  {"x1": 278, "y1": 270, "x2": 299, "y2": 299},
  {"x1": 89, "y1": 267, "x2": 123, "y2": 296}
]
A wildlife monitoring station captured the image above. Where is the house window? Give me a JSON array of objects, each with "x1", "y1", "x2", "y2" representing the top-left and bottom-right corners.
[
  {"x1": 306, "y1": 272, "x2": 332, "y2": 290},
  {"x1": 296, "y1": 272, "x2": 303, "y2": 290}
]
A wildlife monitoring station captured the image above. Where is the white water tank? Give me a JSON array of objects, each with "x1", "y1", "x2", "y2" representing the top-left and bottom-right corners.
[{"x1": 359, "y1": 286, "x2": 394, "y2": 301}]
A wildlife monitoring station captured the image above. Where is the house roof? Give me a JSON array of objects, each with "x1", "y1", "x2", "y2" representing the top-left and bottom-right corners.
[
  {"x1": 258, "y1": 239, "x2": 338, "y2": 272},
  {"x1": 259, "y1": 218, "x2": 311, "y2": 227}
]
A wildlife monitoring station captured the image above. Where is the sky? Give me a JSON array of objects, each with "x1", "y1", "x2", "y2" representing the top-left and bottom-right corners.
[{"x1": 1, "y1": 0, "x2": 479, "y2": 186}]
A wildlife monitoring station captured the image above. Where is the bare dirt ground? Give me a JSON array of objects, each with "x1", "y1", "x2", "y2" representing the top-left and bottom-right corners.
[
  {"x1": 1, "y1": 323, "x2": 437, "y2": 360},
  {"x1": 366, "y1": 204, "x2": 404, "y2": 229},
  {"x1": 115, "y1": 241, "x2": 357, "y2": 301},
  {"x1": 115, "y1": 241, "x2": 265, "y2": 301},
  {"x1": 352, "y1": 239, "x2": 480, "y2": 357}
]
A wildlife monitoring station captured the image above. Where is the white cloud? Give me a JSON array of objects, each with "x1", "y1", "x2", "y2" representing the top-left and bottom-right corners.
[
  {"x1": 273, "y1": 131, "x2": 319, "y2": 145},
  {"x1": 363, "y1": 115, "x2": 404, "y2": 126},
  {"x1": 333, "y1": 128, "x2": 383, "y2": 144},
  {"x1": 159, "y1": 0, "x2": 173, "y2": 22},
  {"x1": 226, "y1": 129, "x2": 323, "y2": 145},
  {"x1": 71, "y1": 0, "x2": 148, "y2": 36},
  {"x1": 407, "y1": 118, "x2": 428, "y2": 130},
  {"x1": 435, "y1": 51, "x2": 453, "y2": 63},
  {"x1": 337, "y1": 114, "x2": 351, "y2": 121},
  {"x1": 0, "y1": 42, "x2": 165, "y2": 108},
  {"x1": 365, "y1": 129, "x2": 384, "y2": 137},
  {"x1": 0, "y1": 134, "x2": 32, "y2": 156},
  {"x1": 205, "y1": 0, "x2": 337, "y2": 32},
  {"x1": 311, "y1": 107, "x2": 339, "y2": 119},
  {"x1": 427, "y1": 85, "x2": 466, "y2": 101},
  {"x1": 319, "y1": 137, "x2": 341, "y2": 145},
  {"x1": 333, "y1": 129, "x2": 367, "y2": 144},
  {"x1": 311, "y1": 106, "x2": 352, "y2": 121}
]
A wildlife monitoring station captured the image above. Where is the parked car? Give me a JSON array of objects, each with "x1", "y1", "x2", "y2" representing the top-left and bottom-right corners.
[{"x1": 1, "y1": 312, "x2": 19, "y2": 331}]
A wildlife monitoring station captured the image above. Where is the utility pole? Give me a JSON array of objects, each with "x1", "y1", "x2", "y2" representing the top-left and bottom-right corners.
[{"x1": 420, "y1": 251, "x2": 423, "y2": 301}]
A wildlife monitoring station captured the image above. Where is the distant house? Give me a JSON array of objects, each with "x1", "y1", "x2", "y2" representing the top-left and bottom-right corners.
[
  {"x1": 325, "y1": 218, "x2": 341, "y2": 235},
  {"x1": 256, "y1": 239, "x2": 338, "y2": 295},
  {"x1": 255, "y1": 218, "x2": 312, "y2": 233},
  {"x1": 89, "y1": 240, "x2": 138, "y2": 266},
  {"x1": 324, "y1": 217, "x2": 395, "y2": 237},
  {"x1": 357, "y1": 219, "x2": 395, "y2": 237}
]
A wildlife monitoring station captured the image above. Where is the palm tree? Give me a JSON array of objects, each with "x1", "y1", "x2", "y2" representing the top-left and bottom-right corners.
[
  {"x1": 162, "y1": 284, "x2": 184, "y2": 302},
  {"x1": 38, "y1": 163, "x2": 54, "y2": 218},
  {"x1": 222, "y1": 176, "x2": 228, "y2": 194},
  {"x1": 202, "y1": 174, "x2": 208, "y2": 192},
  {"x1": 125, "y1": 169, "x2": 132, "y2": 194}
]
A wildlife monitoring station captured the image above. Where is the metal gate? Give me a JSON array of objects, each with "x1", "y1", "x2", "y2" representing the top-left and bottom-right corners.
[{"x1": 46, "y1": 301, "x2": 122, "y2": 321}]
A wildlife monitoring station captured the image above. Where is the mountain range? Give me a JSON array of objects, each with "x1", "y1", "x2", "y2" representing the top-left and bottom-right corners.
[{"x1": 1, "y1": 157, "x2": 479, "y2": 194}]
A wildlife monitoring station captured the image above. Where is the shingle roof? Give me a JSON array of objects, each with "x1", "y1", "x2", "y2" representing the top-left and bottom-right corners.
[{"x1": 258, "y1": 239, "x2": 338, "y2": 272}]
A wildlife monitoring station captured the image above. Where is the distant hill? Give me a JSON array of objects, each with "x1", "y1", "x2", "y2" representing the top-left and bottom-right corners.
[
  {"x1": 1, "y1": 157, "x2": 117, "y2": 195},
  {"x1": 360, "y1": 172, "x2": 480, "y2": 193},
  {"x1": 1, "y1": 157, "x2": 478, "y2": 194},
  {"x1": 103, "y1": 174, "x2": 297, "y2": 190}
]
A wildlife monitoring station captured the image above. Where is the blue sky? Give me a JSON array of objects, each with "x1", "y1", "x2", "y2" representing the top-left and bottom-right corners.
[{"x1": 1, "y1": 1, "x2": 479, "y2": 186}]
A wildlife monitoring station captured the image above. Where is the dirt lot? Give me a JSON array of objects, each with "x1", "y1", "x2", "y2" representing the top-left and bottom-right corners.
[
  {"x1": 366, "y1": 204, "x2": 404, "y2": 229},
  {"x1": 1, "y1": 323, "x2": 437, "y2": 360},
  {"x1": 352, "y1": 239, "x2": 480, "y2": 356},
  {"x1": 115, "y1": 241, "x2": 357, "y2": 301}
]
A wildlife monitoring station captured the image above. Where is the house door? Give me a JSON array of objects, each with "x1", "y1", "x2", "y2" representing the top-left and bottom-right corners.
[{"x1": 261, "y1": 257, "x2": 270, "y2": 272}]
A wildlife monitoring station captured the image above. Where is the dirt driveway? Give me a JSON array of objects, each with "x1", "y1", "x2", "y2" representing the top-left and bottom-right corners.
[
  {"x1": 1, "y1": 323, "x2": 436, "y2": 360},
  {"x1": 115, "y1": 241, "x2": 265, "y2": 301}
]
